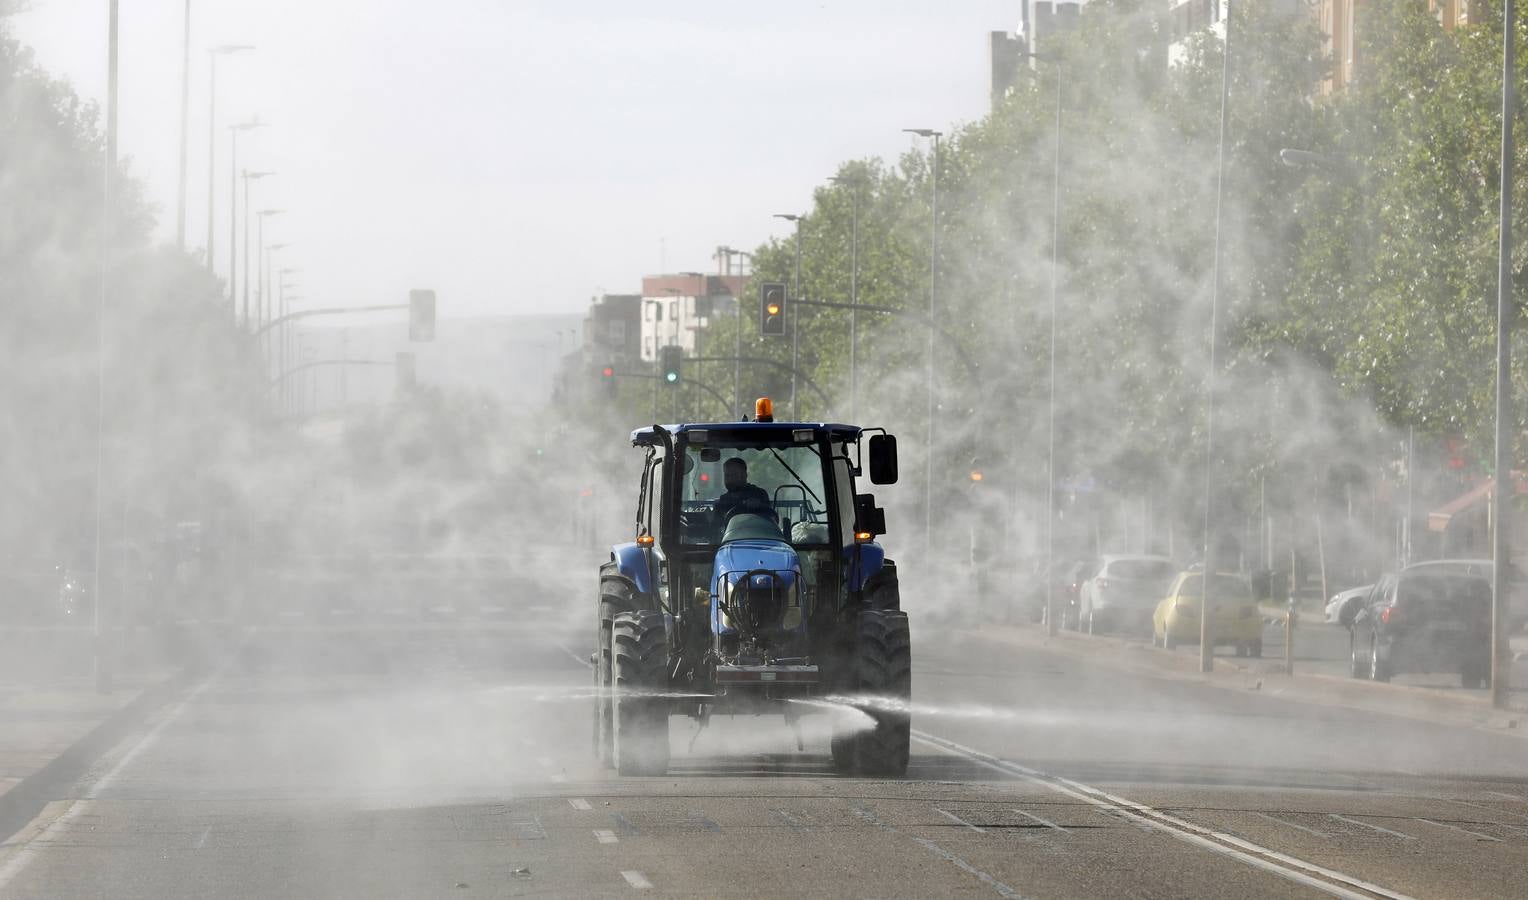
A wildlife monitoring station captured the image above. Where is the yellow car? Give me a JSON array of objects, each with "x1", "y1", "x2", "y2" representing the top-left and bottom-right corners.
[{"x1": 1152, "y1": 571, "x2": 1263, "y2": 657}]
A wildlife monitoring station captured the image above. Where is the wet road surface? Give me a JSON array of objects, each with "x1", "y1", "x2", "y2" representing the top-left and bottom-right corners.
[{"x1": 2, "y1": 618, "x2": 1527, "y2": 898}]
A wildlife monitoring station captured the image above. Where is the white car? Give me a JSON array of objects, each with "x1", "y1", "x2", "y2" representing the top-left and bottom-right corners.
[
  {"x1": 1324, "y1": 584, "x2": 1373, "y2": 623},
  {"x1": 1078, "y1": 555, "x2": 1177, "y2": 636}
]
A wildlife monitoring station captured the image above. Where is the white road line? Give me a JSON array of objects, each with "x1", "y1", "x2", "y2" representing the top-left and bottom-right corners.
[
  {"x1": 0, "y1": 668, "x2": 222, "y2": 892},
  {"x1": 1012, "y1": 809, "x2": 1068, "y2": 832},
  {"x1": 1253, "y1": 812, "x2": 1329, "y2": 838},
  {"x1": 770, "y1": 809, "x2": 812, "y2": 833},
  {"x1": 853, "y1": 805, "x2": 1020, "y2": 898},
  {"x1": 195, "y1": 826, "x2": 212, "y2": 850},
  {"x1": 1328, "y1": 815, "x2": 1415, "y2": 840},
  {"x1": 621, "y1": 870, "x2": 653, "y2": 890},
  {"x1": 1484, "y1": 790, "x2": 1527, "y2": 803},
  {"x1": 913, "y1": 730, "x2": 1411, "y2": 900},
  {"x1": 1413, "y1": 818, "x2": 1503, "y2": 843},
  {"x1": 933, "y1": 807, "x2": 987, "y2": 833},
  {"x1": 569, "y1": 798, "x2": 593, "y2": 811},
  {"x1": 594, "y1": 829, "x2": 618, "y2": 844}
]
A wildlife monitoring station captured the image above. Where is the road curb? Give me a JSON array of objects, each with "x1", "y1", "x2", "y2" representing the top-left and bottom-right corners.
[
  {"x1": 968, "y1": 623, "x2": 1528, "y2": 740},
  {"x1": 0, "y1": 665, "x2": 197, "y2": 843}
]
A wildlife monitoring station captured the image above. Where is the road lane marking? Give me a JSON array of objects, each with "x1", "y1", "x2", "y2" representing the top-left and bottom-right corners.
[
  {"x1": 1253, "y1": 812, "x2": 1329, "y2": 838},
  {"x1": 1413, "y1": 818, "x2": 1503, "y2": 843},
  {"x1": 569, "y1": 798, "x2": 592, "y2": 811},
  {"x1": 0, "y1": 668, "x2": 223, "y2": 892},
  {"x1": 1328, "y1": 815, "x2": 1415, "y2": 840},
  {"x1": 852, "y1": 805, "x2": 1021, "y2": 898},
  {"x1": 934, "y1": 807, "x2": 987, "y2": 833},
  {"x1": 1011, "y1": 809, "x2": 1068, "y2": 832},
  {"x1": 594, "y1": 829, "x2": 618, "y2": 844},
  {"x1": 1485, "y1": 790, "x2": 1527, "y2": 803},
  {"x1": 621, "y1": 870, "x2": 653, "y2": 890},
  {"x1": 770, "y1": 809, "x2": 812, "y2": 833},
  {"x1": 195, "y1": 826, "x2": 212, "y2": 850},
  {"x1": 913, "y1": 730, "x2": 1410, "y2": 900}
]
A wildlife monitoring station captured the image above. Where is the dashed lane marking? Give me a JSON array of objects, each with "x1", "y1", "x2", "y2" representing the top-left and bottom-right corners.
[
  {"x1": 569, "y1": 798, "x2": 592, "y2": 811},
  {"x1": 1253, "y1": 812, "x2": 1329, "y2": 838},
  {"x1": 621, "y1": 870, "x2": 653, "y2": 890},
  {"x1": 1011, "y1": 809, "x2": 1068, "y2": 833},
  {"x1": 770, "y1": 809, "x2": 812, "y2": 833},
  {"x1": 195, "y1": 826, "x2": 212, "y2": 850},
  {"x1": 594, "y1": 829, "x2": 618, "y2": 844},
  {"x1": 914, "y1": 730, "x2": 1411, "y2": 900},
  {"x1": 1413, "y1": 818, "x2": 1503, "y2": 843},
  {"x1": 1328, "y1": 815, "x2": 1415, "y2": 841},
  {"x1": 852, "y1": 804, "x2": 1021, "y2": 898},
  {"x1": 934, "y1": 807, "x2": 988, "y2": 833}
]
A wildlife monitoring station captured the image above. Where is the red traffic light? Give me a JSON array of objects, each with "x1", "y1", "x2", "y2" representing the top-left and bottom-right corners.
[{"x1": 601, "y1": 366, "x2": 615, "y2": 378}]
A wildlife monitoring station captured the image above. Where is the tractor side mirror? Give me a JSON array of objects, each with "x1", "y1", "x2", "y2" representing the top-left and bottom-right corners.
[
  {"x1": 867, "y1": 435, "x2": 898, "y2": 484},
  {"x1": 854, "y1": 494, "x2": 886, "y2": 538}
]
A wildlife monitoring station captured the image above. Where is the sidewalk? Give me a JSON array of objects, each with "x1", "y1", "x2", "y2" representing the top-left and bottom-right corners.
[
  {"x1": 970, "y1": 621, "x2": 1528, "y2": 739},
  {"x1": 0, "y1": 623, "x2": 220, "y2": 837}
]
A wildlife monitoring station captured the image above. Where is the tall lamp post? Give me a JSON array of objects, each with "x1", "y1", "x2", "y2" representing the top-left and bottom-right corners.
[
  {"x1": 256, "y1": 215, "x2": 284, "y2": 327},
  {"x1": 1198, "y1": 0, "x2": 1235, "y2": 673},
  {"x1": 829, "y1": 172, "x2": 867, "y2": 421},
  {"x1": 773, "y1": 212, "x2": 805, "y2": 418},
  {"x1": 1493, "y1": 0, "x2": 1517, "y2": 710},
  {"x1": 205, "y1": 45, "x2": 252, "y2": 271},
  {"x1": 905, "y1": 128, "x2": 943, "y2": 557},
  {"x1": 1022, "y1": 51, "x2": 1065, "y2": 638},
  {"x1": 227, "y1": 123, "x2": 264, "y2": 317},
  {"x1": 94, "y1": 0, "x2": 121, "y2": 694},
  {"x1": 175, "y1": 0, "x2": 191, "y2": 251},
  {"x1": 239, "y1": 170, "x2": 272, "y2": 327}
]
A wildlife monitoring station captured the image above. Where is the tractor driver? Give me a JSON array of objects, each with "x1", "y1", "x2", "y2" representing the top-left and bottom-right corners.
[{"x1": 713, "y1": 457, "x2": 774, "y2": 526}]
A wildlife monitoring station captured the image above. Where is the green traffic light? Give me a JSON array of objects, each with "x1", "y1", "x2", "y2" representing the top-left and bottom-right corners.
[{"x1": 665, "y1": 372, "x2": 678, "y2": 383}]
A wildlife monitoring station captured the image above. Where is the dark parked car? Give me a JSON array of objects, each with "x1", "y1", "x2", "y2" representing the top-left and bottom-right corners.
[
  {"x1": 1339, "y1": 571, "x2": 1492, "y2": 688},
  {"x1": 1023, "y1": 558, "x2": 1090, "y2": 628}
]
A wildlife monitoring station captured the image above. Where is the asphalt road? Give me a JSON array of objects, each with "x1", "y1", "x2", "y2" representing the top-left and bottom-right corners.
[{"x1": 2, "y1": 617, "x2": 1528, "y2": 898}]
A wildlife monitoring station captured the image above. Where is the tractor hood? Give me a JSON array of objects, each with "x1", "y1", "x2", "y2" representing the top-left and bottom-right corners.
[{"x1": 711, "y1": 539, "x2": 803, "y2": 636}]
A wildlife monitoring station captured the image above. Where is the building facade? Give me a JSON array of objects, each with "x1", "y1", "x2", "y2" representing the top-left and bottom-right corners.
[
  {"x1": 582, "y1": 294, "x2": 642, "y2": 365},
  {"x1": 638, "y1": 273, "x2": 744, "y2": 363}
]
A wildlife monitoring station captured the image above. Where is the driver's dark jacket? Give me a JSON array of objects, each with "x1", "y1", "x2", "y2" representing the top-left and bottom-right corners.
[{"x1": 714, "y1": 483, "x2": 771, "y2": 524}]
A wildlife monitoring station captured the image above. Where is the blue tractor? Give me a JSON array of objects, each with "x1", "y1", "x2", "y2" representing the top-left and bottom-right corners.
[{"x1": 593, "y1": 399, "x2": 909, "y2": 776}]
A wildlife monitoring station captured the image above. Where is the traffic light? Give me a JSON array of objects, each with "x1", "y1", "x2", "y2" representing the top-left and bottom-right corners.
[
  {"x1": 759, "y1": 282, "x2": 787, "y2": 336},
  {"x1": 659, "y1": 345, "x2": 682, "y2": 386},
  {"x1": 600, "y1": 364, "x2": 616, "y2": 398},
  {"x1": 408, "y1": 289, "x2": 436, "y2": 341}
]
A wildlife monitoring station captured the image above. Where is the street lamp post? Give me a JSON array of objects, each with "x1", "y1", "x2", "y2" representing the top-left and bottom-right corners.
[
  {"x1": 205, "y1": 45, "x2": 252, "y2": 272},
  {"x1": 176, "y1": 0, "x2": 190, "y2": 251},
  {"x1": 263, "y1": 241, "x2": 289, "y2": 329},
  {"x1": 239, "y1": 169, "x2": 272, "y2": 327},
  {"x1": 228, "y1": 122, "x2": 264, "y2": 318},
  {"x1": 906, "y1": 128, "x2": 943, "y2": 558},
  {"x1": 1023, "y1": 51, "x2": 1065, "y2": 638},
  {"x1": 256, "y1": 214, "x2": 284, "y2": 327},
  {"x1": 1200, "y1": 0, "x2": 1235, "y2": 674},
  {"x1": 1493, "y1": 0, "x2": 1517, "y2": 710},
  {"x1": 773, "y1": 213, "x2": 804, "y2": 418},
  {"x1": 830, "y1": 173, "x2": 866, "y2": 421},
  {"x1": 93, "y1": 0, "x2": 120, "y2": 694}
]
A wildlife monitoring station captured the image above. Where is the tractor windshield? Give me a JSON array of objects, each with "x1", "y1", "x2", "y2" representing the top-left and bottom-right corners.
[{"x1": 678, "y1": 442, "x2": 831, "y2": 547}]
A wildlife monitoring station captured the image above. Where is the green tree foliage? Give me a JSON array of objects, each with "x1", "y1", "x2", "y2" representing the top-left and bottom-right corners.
[{"x1": 0, "y1": 16, "x2": 257, "y2": 562}]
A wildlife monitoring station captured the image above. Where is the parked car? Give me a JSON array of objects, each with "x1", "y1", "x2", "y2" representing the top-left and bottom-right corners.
[
  {"x1": 1325, "y1": 584, "x2": 1373, "y2": 623},
  {"x1": 1402, "y1": 558, "x2": 1528, "y2": 633},
  {"x1": 1153, "y1": 571, "x2": 1262, "y2": 656},
  {"x1": 1029, "y1": 558, "x2": 1091, "y2": 629},
  {"x1": 1078, "y1": 555, "x2": 1177, "y2": 636},
  {"x1": 1338, "y1": 571, "x2": 1492, "y2": 687}
]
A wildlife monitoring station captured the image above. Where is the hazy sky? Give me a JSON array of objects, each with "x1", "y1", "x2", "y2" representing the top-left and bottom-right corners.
[{"x1": 11, "y1": 1, "x2": 1017, "y2": 318}]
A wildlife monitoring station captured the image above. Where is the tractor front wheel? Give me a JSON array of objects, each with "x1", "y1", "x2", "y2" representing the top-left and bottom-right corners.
[
  {"x1": 840, "y1": 609, "x2": 911, "y2": 777},
  {"x1": 612, "y1": 610, "x2": 670, "y2": 776}
]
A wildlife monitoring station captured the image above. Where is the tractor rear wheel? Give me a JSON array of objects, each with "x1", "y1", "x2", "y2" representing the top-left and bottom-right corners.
[
  {"x1": 612, "y1": 610, "x2": 670, "y2": 776},
  {"x1": 845, "y1": 609, "x2": 911, "y2": 777}
]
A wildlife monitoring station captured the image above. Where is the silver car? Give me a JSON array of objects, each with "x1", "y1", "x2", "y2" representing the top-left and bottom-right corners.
[{"x1": 1078, "y1": 555, "x2": 1177, "y2": 636}]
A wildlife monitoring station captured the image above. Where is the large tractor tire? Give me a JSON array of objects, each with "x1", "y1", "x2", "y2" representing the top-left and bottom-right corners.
[
  {"x1": 612, "y1": 610, "x2": 670, "y2": 776},
  {"x1": 835, "y1": 609, "x2": 911, "y2": 777}
]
